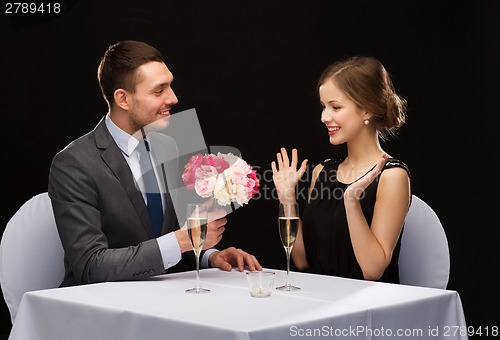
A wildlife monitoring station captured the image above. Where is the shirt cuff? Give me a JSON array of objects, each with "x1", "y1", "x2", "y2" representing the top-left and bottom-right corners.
[
  {"x1": 201, "y1": 248, "x2": 219, "y2": 268},
  {"x1": 156, "y1": 232, "x2": 182, "y2": 270}
]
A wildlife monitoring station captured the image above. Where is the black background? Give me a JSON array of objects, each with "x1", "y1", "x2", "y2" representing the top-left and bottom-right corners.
[{"x1": 1, "y1": 1, "x2": 499, "y2": 338}]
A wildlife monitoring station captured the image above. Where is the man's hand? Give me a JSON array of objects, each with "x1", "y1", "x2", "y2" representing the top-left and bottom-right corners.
[
  {"x1": 203, "y1": 214, "x2": 227, "y2": 249},
  {"x1": 175, "y1": 209, "x2": 227, "y2": 253},
  {"x1": 209, "y1": 247, "x2": 263, "y2": 272}
]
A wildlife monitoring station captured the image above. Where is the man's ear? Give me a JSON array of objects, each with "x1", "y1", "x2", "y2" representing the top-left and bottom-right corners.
[{"x1": 114, "y1": 89, "x2": 129, "y2": 110}]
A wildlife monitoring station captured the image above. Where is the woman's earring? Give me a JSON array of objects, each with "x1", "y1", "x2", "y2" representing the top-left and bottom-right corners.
[{"x1": 364, "y1": 119, "x2": 369, "y2": 125}]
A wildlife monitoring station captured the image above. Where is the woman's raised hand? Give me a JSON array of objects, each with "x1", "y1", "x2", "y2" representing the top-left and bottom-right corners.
[{"x1": 271, "y1": 148, "x2": 308, "y2": 204}]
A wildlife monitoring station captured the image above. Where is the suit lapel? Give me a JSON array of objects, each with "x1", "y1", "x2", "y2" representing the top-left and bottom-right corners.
[{"x1": 94, "y1": 119, "x2": 153, "y2": 238}]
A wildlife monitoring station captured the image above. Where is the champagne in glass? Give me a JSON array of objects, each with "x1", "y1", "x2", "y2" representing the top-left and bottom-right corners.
[
  {"x1": 185, "y1": 203, "x2": 210, "y2": 294},
  {"x1": 279, "y1": 216, "x2": 299, "y2": 250},
  {"x1": 276, "y1": 203, "x2": 301, "y2": 291},
  {"x1": 187, "y1": 217, "x2": 207, "y2": 253}
]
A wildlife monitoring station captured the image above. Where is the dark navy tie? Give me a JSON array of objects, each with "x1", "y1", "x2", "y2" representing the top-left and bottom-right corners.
[{"x1": 138, "y1": 139, "x2": 163, "y2": 237}]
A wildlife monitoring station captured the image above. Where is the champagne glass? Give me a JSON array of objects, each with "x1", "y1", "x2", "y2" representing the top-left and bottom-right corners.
[
  {"x1": 185, "y1": 203, "x2": 210, "y2": 294},
  {"x1": 276, "y1": 202, "x2": 300, "y2": 291}
]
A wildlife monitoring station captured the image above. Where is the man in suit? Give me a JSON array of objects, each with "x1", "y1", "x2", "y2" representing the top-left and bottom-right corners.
[{"x1": 48, "y1": 40, "x2": 262, "y2": 287}]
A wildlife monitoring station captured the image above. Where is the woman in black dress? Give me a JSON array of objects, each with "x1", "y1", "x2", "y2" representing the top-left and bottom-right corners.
[{"x1": 271, "y1": 56, "x2": 411, "y2": 283}]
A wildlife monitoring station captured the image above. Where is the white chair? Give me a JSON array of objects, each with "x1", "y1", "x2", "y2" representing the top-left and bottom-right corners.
[
  {"x1": 0, "y1": 192, "x2": 65, "y2": 324},
  {"x1": 399, "y1": 194, "x2": 450, "y2": 289}
]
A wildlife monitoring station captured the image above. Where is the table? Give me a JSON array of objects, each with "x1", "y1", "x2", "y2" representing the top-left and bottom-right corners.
[{"x1": 9, "y1": 268, "x2": 468, "y2": 340}]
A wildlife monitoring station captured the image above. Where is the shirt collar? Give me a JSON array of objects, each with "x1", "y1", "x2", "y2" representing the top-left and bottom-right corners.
[{"x1": 104, "y1": 114, "x2": 141, "y2": 157}]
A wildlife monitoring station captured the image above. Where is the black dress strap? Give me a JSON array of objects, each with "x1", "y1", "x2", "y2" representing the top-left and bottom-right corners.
[
  {"x1": 321, "y1": 157, "x2": 345, "y2": 166},
  {"x1": 383, "y1": 158, "x2": 411, "y2": 178}
]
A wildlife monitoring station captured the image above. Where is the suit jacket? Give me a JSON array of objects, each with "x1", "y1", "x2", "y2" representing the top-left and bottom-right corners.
[{"x1": 48, "y1": 117, "x2": 195, "y2": 286}]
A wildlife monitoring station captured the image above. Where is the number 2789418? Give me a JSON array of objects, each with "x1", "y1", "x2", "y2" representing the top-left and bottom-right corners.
[{"x1": 5, "y1": 3, "x2": 61, "y2": 14}]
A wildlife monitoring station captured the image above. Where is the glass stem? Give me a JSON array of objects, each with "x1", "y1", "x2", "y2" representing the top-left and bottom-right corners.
[
  {"x1": 286, "y1": 247, "x2": 291, "y2": 286},
  {"x1": 195, "y1": 250, "x2": 200, "y2": 289}
]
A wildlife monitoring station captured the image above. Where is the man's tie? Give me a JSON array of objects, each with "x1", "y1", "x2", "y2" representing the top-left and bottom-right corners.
[{"x1": 138, "y1": 139, "x2": 163, "y2": 237}]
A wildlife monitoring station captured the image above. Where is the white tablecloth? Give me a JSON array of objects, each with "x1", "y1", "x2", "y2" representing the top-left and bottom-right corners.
[{"x1": 10, "y1": 268, "x2": 468, "y2": 340}]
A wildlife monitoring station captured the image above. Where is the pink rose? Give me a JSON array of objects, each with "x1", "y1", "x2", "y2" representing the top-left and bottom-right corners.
[
  {"x1": 195, "y1": 176, "x2": 217, "y2": 198},
  {"x1": 182, "y1": 154, "x2": 204, "y2": 189},
  {"x1": 182, "y1": 152, "x2": 260, "y2": 206}
]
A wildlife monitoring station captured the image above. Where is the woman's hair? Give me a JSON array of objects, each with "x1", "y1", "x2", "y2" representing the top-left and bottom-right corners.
[
  {"x1": 318, "y1": 56, "x2": 407, "y2": 140},
  {"x1": 97, "y1": 40, "x2": 165, "y2": 108}
]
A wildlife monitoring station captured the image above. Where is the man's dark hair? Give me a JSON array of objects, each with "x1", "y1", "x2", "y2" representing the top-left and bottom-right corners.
[{"x1": 97, "y1": 40, "x2": 165, "y2": 108}]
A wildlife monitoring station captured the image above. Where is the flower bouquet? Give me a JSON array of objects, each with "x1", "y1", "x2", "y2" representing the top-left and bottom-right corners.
[{"x1": 181, "y1": 152, "x2": 260, "y2": 207}]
